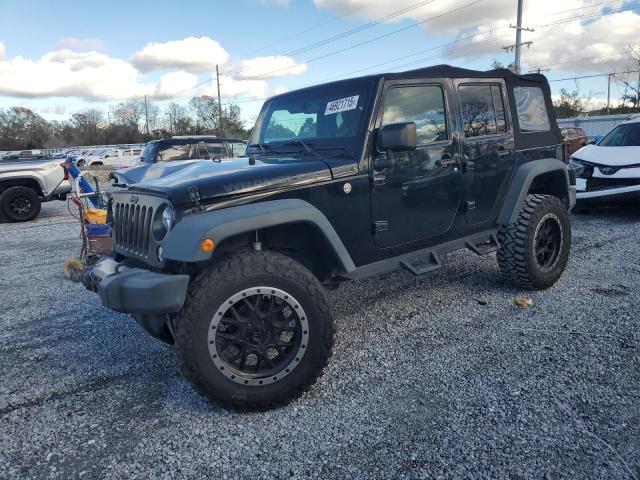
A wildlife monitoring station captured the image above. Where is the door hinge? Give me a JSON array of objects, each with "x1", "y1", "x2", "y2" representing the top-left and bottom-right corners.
[{"x1": 374, "y1": 221, "x2": 388, "y2": 233}]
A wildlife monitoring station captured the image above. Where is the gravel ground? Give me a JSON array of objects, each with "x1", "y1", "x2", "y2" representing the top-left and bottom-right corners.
[{"x1": 0, "y1": 201, "x2": 638, "y2": 479}]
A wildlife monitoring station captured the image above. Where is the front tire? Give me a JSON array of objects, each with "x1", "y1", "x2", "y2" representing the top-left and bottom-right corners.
[
  {"x1": 497, "y1": 194, "x2": 571, "y2": 290},
  {"x1": 175, "y1": 251, "x2": 334, "y2": 410},
  {"x1": 0, "y1": 186, "x2": 42, "y2": 222}
]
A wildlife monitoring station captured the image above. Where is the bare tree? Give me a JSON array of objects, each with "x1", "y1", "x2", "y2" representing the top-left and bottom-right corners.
[
  {"x1": 111, "y1": 99, "x2": 144, "y2": 130},
  {"x1": 71, "y1": 109, "x2": 104, "y2": 145},
  {"x1": 613, "y1": 42, "x2": 640, "y2": 110},
  {"x1": 165, "y1": 102, "x2": 192, "y2": 135},
  {"x1": 189, "y1": 95, "x2": 221, "y2": 133}
]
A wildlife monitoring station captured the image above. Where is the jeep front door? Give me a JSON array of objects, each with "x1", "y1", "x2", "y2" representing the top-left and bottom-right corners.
[{"x1": 371, "y1": 81, "x2": 463, "y2": 248}]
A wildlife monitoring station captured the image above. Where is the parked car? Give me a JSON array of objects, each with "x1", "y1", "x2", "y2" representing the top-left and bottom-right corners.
[
  {"x1": 0, "y1": 157, "x2": 70, "y2": 221},
  {"x1": 111, "y1": 137, "x2": 247, "y2": 186},
  {"x1": 569, "y1": 115, "x2": 640, "y2": 207},
  {"x1": 80, "y1": 65, "x2": 574, "y2": 409},
  {"x1": 561, "y1": 127, "x2": 588, "y2": 160},
  {"x1": 75, "y1": 149, "x2": 106, "y2": 166},
  {"x1": 86, "y1": 147, "x2": 142, "y2": 168}
]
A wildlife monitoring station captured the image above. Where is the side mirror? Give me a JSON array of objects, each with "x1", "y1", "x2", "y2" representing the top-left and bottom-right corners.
[{"x1": 379, "y1": 122, "x2": 417, "y2": 152}]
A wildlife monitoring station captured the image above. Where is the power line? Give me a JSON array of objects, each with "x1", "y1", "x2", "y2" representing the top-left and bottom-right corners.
[
  {"x1": 173, "y1": 0, "x2": 442, "y2": 98},
  {"x1": 165, "y1": 0, "x2": 638, "y2": 109},
  {"x1": 240, "y1": 0, "x2": 378, "y2": 57},
  {"x1": 547, "y1": 70, "x2": 640, "y2": 82}
]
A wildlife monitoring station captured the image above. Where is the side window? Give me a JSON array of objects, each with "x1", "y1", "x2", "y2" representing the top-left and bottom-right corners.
[
  {"x1": 380, "y1": 85, "x2": 448, "y2": 145},
  {"x1": 514, "y1": 86, "x2": 551, "y2": 132},
  {"x1": 206, "y1": 142, "x2": 227, "y2": 158},
  {"x1": 157, "y1": 144, "x2": 190, "y2": 162},
  {"x1": 229, "y1": 141, "x2": 247, "y2": 157},
  {"x1": 459, "y1": 84, "x2": 507, "y2": 138}
]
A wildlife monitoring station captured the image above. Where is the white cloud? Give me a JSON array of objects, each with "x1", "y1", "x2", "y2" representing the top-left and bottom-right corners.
[
  {"x1": 220, "y1": 75, "x2": 270, "y2": 98},
  {"x1": 154, "y1": 71, "x2": 199, "y2": 99},
  {"x1": 0, "y1": 42, "x2": 5, "y2": 61},
  {"x1": 0, "y1": 49, "x2": 152, "y2": 100},
  {"x1": 57, "y1": 37, "x2": 106, "y2": 51},
  {"x1": 131, "y1": 36, "x2": 229, "y2": 73},
  {"x1": 313, "y1": 0, "x2": 638, "y2": 73},
  {"x1": 38, "y1": 104, "x2": 68, "y2": 115},
  {"x1": 237, "y1": 56, "x2": 307, "y2": 79}
]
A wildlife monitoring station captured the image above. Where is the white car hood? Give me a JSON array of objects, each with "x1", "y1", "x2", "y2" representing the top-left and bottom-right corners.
[{"x1": 573, "y1": 144, "x2": 640, "y2": 167}]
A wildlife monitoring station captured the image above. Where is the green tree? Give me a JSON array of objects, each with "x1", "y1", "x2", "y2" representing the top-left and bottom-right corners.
[{"x1": 553, "y1": 89, "x2": 584, "y2": 119}]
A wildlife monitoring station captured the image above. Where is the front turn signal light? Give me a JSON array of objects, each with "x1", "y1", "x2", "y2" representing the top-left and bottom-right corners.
[{"x1": 201, "y1": 238, "x2": 215, "y2": 253}]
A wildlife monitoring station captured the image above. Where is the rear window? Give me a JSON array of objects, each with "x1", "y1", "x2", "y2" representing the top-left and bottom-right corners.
[{"x1": 514, "y1": 86, "x2": 550, "y2": 132}]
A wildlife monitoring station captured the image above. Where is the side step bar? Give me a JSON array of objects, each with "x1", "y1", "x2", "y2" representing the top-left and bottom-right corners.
[{"x1": 343, "y1": 230, "x2": 500, "y2": 281}]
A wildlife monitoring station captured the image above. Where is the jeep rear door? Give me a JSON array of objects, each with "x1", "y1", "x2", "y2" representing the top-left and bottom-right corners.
[
  {"x1": 455, "y1": 80, "x2": 515, "y2": 225},
  {"x1": 370, "y1": 79, "x2": 463, "y2": 248}
]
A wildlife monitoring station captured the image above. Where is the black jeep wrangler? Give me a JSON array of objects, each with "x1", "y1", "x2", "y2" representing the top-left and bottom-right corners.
[{"x1": 85, "y1": 65, "x2": 576, "y2": 409}]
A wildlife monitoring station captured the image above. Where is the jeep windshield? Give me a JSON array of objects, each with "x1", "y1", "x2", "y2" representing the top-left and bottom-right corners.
[{"x1": 248, "y1": 79, "x2": 376, "y2": 158}]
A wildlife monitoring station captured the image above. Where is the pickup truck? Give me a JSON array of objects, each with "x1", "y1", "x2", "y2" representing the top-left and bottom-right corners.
[{"x1": 0, "y1": 157, "x2": 70, "y2": 222}]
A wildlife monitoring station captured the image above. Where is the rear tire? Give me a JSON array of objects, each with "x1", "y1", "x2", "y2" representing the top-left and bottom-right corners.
[
  {"x1": 175, "y1": 250, "x2": 334, "y2": 410},
  {"x1": 497, "y1": 194, "x2": 571, "y2": 290},
  {"x1": 0, "y1": 186, "x2": 41, "y2": 222}
]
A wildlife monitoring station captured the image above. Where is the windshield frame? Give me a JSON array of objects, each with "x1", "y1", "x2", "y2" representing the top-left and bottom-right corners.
[{"x1": 249, "y1": 78, "x2": 378, "y2": 158}]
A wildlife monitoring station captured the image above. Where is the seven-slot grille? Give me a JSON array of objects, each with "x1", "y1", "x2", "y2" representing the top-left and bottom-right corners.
[{"x1": 113, "y1": 201, "x2": 153, "y2": 256}]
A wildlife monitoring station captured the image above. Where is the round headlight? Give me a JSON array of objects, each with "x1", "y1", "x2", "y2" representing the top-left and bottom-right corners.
[
  {"x1": 152, "y1": 204, "x2": 173, "y2": 241},
  {"x1": 162, "y1": 206, "x2": 174, "y2": 231}
]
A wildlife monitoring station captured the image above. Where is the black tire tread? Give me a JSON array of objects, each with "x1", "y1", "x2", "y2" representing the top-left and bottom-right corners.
[
  {"x1": 0, "y1": 186, "x2": 41, "y2": 222},
  {"x1": 174, "y1": 250, "x2": 334, "y2": 410},
  {"x1": 497, "y1": 194, "x2": 569, "y2": 290}
]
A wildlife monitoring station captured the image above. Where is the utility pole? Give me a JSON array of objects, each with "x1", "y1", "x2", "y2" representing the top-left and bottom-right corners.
[
  {"x1": 606, "y1": 73, "x2": 612, "y2": 114},
  {"x1": 502, "y1": 0, "x2": 534, "y2": 74},
  {"x1": 216, "y1": 64, "x2": 223, "y2": 137},
  {"x1": 169, "y1": 113, "x2": 173, "y2": 135},
  {"x1": 143, "y1": 95, "x2": 150, "y2": 136}
]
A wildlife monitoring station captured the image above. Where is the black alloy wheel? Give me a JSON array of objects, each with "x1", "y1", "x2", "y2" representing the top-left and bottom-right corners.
[
  {"x1": 0, "y1": 186, "x2": 41, "y2": 222},
  {"x1": 533, "y1": 213, "x2": 563, "y2": 272},
  {"x1": 208, "y1": 287, "x2": 309, "y2": 386}
]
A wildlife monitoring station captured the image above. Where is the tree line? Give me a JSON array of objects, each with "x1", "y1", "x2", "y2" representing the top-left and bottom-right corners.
[{"x1": 0, "y1": 96, "x2": 251, "y2": 151}]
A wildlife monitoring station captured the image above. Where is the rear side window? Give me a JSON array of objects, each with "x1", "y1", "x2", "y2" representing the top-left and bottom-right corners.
[
  {"x1": 514, "y1": 86, "x2": 550, "y2": 132},
  {"x1": 459, "y1": 84, "x2": 507, "y2": 138},
  {"x1": 157, "y1": 144, "x2": 190, "y2": 162}
]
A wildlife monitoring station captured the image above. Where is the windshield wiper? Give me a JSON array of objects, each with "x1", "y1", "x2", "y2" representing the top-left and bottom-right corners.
[
  {"x1": 281, "y1": 140, "x2": 320, "y2": 158},
  {"x1": 248, "y1": 143, "x2": 272, "y2": 155}
]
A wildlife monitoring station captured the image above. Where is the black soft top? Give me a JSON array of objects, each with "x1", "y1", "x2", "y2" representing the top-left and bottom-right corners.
[
  {"x1": 381, "y1": 65, "x2": 563, "y2": 150},
  {"x1": 278, "y1": 64, "x2": 563, "y2": 151}
]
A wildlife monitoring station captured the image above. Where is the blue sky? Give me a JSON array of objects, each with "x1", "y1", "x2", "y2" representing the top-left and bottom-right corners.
[{"x1": 1, "y1": 0, "x2": 639, "y2": 127}]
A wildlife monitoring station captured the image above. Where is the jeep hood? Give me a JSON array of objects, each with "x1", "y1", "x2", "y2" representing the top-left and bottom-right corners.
[
  {"x1": 118, "y1": 157, "x2": 341, "y2": 206},
  {"x1": 572, "y1": 144, "x2": 640, "y2": 167}
]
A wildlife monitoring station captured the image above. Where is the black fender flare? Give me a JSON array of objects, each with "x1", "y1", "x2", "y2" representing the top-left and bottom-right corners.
[
  {"x1": 161, "y1": 199, "x2": 357, "y2": 272},
  {"x1": 498, "y1": 158, "x2": 573, "y2": 225}
]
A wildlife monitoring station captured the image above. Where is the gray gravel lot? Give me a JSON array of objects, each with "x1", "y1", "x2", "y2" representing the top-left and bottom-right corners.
[{"x1": 0, "y1": 201, "x2": 638, "y2": 479}]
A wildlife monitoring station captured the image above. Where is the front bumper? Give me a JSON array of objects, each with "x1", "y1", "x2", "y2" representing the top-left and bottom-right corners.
[
  {"x1": 576, "y1": 184, "x2": 640, "y2": 206},
  {"x1": 88, "y1": 257, "x2": 189, "y2": 314}
]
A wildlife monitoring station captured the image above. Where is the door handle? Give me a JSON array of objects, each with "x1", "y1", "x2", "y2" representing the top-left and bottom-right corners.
[
  {"x1": 436, "y1": 153, "x2": 457, "y2": 168},
  {"x1": 497, "y1": 148, "x2": 512, "y2": 157}
]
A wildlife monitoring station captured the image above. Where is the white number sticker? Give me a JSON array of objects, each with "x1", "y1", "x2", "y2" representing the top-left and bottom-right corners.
[{"x1": 325, "y1": 95, "x2": 359, "y2": 115}]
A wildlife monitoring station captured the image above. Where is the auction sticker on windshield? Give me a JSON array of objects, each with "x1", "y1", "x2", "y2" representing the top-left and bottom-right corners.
[{"x1": 325, "y1": 95, "x2": 359, "y2": 115}]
